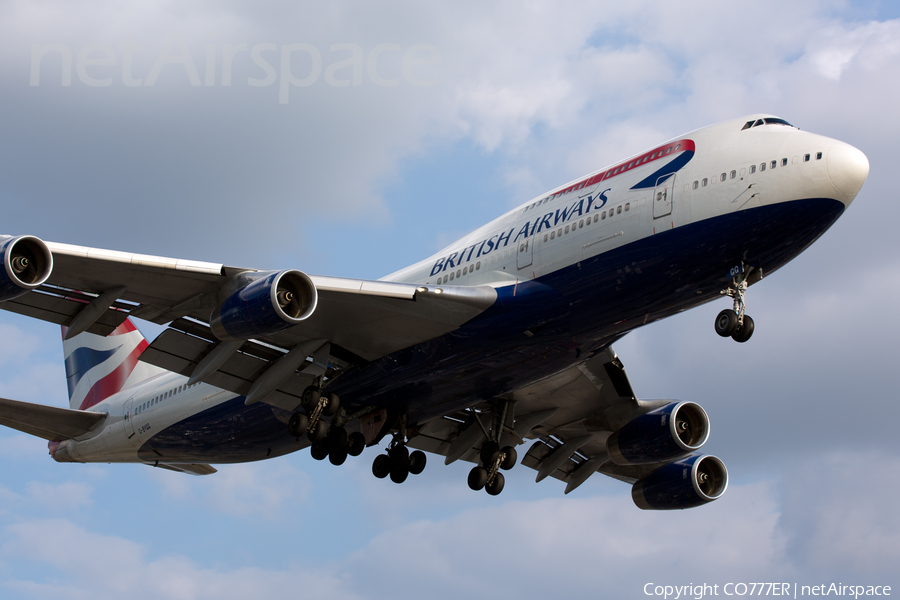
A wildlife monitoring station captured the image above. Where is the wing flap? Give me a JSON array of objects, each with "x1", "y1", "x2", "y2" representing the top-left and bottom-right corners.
[
  {"x1": 408, "y1": 346, "x2": 649, "y2": 493},
  {"x1": 139, "y1": 321, "x2": 316, "y2": 412},
  {"x1": 0, "y1": 397, "x2": 106, "y2": 442}
]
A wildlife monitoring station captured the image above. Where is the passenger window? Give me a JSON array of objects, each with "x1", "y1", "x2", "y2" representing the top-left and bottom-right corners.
[
  {"x1": 617, "y1": 205, "x2": 622, "y2": 214},
  {"x1": 749, "y1": 165, "x2": 756, "y2": 174},
  {"x1": 579, "y1": 220, "x2": 584, "y2": 228},
  {"x1": 463, "y1": 266, "x2": 468, "y2": 275},
  {"x1": 565, "y1": 225, "x2": 569, "y2": 234},
  {"x1": 601, "y1": 212, "x2": 606, "y2": 220},
  {"x1": 449, "y1": 272, "x2": 454, "y2": 281},
  {"x1": 816, "y1": 152, "x2": 823, "y2": 160},
  {"x1": 770, "y1": 160, "x2": 776, "y2": 169},
  {"x1": 803, "y1": 154, "x2": 810, "y2": 162},
  {"x1": 456, "y1": 270, "x2": 461, "y2": 278},
  {"x1": 544, "y1": 234, "x2": 548, "y2": 242},
  {"x1": 665, "y1": 148, "x2": 672, "y2": 154},
  {"x1": 720, "y1": 173, "x2": 726, "y2": 182},
  {"x1": 593, "y1": 214, "x2": 599, "y2": 223},
  {"x1": 675, "y1": 144, "x2": 681, "y2": 151},
  {"x1": 692, "y1": 181, "x2": 698, "y2": 190},
  {"x1": 476, "y1": 262, "x2": 480, "y2": 270},
  {"x1": 442, "y1": 275, "x2": 448, "y2": 283},
  {"x1": 551, "y1": 231, "x2": 556, "y2": 239},
  {"x1": 760, "y1": 163, "x2": 766, "y2": 171},
  {"x1": 730, "y1": 170, "x2": 736, "y2": 179},
  {"x1": 625, "y1": 203, "x2": 630, "y2": 211},
  {"x1": 781, "y1": 158, "x2": 788, "y2": 166},
  {"x1": 702, "y1": 178, "x2": 708, "y2": 187},
  {"x1": 557, "y1": 228, "x2": 562, "y2": 236}
]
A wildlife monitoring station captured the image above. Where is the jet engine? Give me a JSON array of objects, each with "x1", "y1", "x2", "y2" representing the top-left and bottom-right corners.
[
  {"x1": 631, "y1": 454, "x2": 728, "y2": 510},
  {"x1": 607, "y1": 401, "x2": 709, "y2": 465},
  {"x1": 210, "y1": 269, "x2": 317, "y2": 340},
  {"x1": 0, "y1": 235, "x2": 53, "y2": 302}
]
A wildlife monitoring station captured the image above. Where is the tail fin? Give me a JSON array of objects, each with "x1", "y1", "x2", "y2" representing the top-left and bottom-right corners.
[{"x1": 62, "y1": 318, "x2": 168, "y2": 410}]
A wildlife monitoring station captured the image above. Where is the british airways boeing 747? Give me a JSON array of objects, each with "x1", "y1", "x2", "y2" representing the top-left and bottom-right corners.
[{"x1": 0, "y1": 114, "x2": 868, "y2": 509}]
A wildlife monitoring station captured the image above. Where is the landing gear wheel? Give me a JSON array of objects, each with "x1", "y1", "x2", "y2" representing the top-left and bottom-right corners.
[
  {"x1": 485, "y1": 472, "x2": 505, "y2": 496},
  {"x1": 329, "y1": 446, "x2": 348, "y2": 466},
  {"x1": 408, "y1": 450, "x2": 427, "y2": 475},
  {"x1": 468, "y1": 466, "x2": 488, "y2": 491},
  {"x1": 389, "y1": 463, "x2": 409, "y2": 484},
  {"x1": 388, "y1": 445, "x2": 409, "y2": 467},
  {"x1": 715, "y1": 309, "x2": 739, "y2": 337},
  {"x1": 310, "y1": 441, "x2": 329, "y2": 461},
  {"x1": 346, "y1": 432, "x2": 366, "y2": 457},
  {"x1": 480, "y1": 441, "x2": 500, "y2": 466},
  {"x1": 372, "y1": 454, "x2": 391, "y2": 479},
  {"x1": 323, "y1": 393, "x2": 340, "y2": 416},
  {"x1": 301, "y1": 386, "x2": 320, "y2": 411},
  {"x1": 732, "y1": 314, "x2": 755, "y2": 343},
  {"x1": 308, "y1": 419, "x2": 328, "y2": 442},
  {"x1": 500, "y1": 446, "x2": 517, "y2": 470},
  {"x1": 288, "y1": 413, "x2": 308, "y2": 437},
  {"x1": 327, "y1": 426, "x2": 348, "y2": 451}
]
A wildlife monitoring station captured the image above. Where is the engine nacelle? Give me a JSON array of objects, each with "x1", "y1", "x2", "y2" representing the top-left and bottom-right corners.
[
  {"x1": 632, "y1": 454, "x2": 728, "y2": 510},
  {"x1": 210, "y1": 269, "x2": 317, "y2": 340},
  {"x1": 607, "y1": 401, "x2": 709, "y2": 465},
  {"x1": 0, "y1": 235, "x2": 53, "y2": 302}
]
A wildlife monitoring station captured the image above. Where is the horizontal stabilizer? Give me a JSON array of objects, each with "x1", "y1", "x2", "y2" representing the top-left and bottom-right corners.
[
  {"x1": 0, "y1": 396, "x2": 106, "y2": 442},
  {"x1": 148, "y1": 462, "x2": 218, "y2": 476}
]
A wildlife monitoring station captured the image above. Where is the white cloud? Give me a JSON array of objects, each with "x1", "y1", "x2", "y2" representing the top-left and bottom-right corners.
[
  {"x1": 23, "y1": 481, "x2": 93, "y2": 511},
  {"x1": 147, "y1": 459, "x2": 311, "y2": 518}
]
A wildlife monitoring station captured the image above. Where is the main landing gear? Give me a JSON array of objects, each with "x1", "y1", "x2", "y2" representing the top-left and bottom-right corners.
[
  {"x1": 288, "y1": 386, "x2": 366, "y2": 466},
  {"x1": 466, "y1": 399, "x2": 518, "y2": 496},
  {"x1": 467, "y1": 440, "x2": 517, "y2": 496},
  {"x1": 715, "y1": 264, "x2": 757, "y2": 343},
  {"x1": 371, "y1": 423, "x2": 427, "y2": 484}
]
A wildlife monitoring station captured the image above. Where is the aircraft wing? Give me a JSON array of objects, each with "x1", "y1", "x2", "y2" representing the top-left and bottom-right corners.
[
  {"x1": 0, "y1": 396, "x2": 107, "y2": 442},
  {"x1": 0, "y1": 237, "x2": 496, "y2": 412},
  {"x1": 407, "y1": 346, "x2": 670, "y2": 493}
]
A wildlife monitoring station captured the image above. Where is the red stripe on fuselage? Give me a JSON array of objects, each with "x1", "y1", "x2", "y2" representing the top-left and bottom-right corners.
[{"x1": 544, "y1": 139, "x2": 696, "y2": 199}]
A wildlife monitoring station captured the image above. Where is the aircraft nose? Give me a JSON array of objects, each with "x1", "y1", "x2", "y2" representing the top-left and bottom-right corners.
[{"x1": 826, "y1": 142, "x2": 869, "y2": 203}]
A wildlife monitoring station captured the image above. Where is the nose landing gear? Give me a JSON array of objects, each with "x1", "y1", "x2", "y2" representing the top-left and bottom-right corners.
[{"x1": 715, "y1": 264, "x2": 759, "y2": 343}]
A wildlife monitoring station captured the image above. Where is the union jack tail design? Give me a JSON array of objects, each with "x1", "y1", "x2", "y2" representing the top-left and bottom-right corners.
[{"x1": 62, "y1": 319, "x2": 168, "y2": 410}]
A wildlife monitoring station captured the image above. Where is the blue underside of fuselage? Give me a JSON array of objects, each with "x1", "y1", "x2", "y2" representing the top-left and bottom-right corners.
[{"x1": 141, "y1": 197, "x2": 844, "y2": 463}]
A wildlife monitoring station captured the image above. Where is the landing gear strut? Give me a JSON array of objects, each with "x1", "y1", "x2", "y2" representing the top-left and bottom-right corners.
[
  {"x1": 371, "y1": 416, "x2": 427, "y2": 484},
  {"x1": 467, "y1": 400, "x2": 518, "y2": 496},
  {"x1": 715, "y1": 264, "x2": 758, "y2": 343}
]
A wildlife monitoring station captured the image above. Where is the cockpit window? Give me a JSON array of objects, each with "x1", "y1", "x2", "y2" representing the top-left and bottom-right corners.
[{"x1": 742, "y1": 117, "x2": 794, "y2": 131}]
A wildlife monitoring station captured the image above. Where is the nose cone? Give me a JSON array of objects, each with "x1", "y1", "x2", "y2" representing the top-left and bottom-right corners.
[{"x1": 827, "y1": 142, "x2": 869, "y2": 203}]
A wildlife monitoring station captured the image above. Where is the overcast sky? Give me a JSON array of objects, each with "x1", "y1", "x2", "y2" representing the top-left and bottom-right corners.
[{"x1": 1, "y1": 1, "x2": 899, "y2": 598}]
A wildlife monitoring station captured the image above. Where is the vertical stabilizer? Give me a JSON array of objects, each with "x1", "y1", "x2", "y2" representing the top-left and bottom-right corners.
[{"x1": 62, "y1": 319, "x2": 168, "y2": 410}]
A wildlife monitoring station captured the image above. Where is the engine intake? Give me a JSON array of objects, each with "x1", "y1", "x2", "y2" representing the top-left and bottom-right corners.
[
  {"x1": 0, "y1": 235, "x2": 53, "y2": 302},
  {"x1": 607, "y1": 401, "x2": 709, "y2": 465},
  {"x1": 210, "y1": 269, "x2": 317, "y2": 340},
  {"x1": 632, "y1": 454, "x2": 728, "y2": 510}
]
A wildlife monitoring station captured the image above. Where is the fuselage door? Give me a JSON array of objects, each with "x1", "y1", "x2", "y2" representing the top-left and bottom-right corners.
[
  {"x1": 653, "y1": 174, "x2": 674, "y2": 219},
  {"x1": 123, "y1": 397, "x2": 136, "y2": 438},
  {"x1": 517, "y1": 236, "x2": 534, "y2": 269}
]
